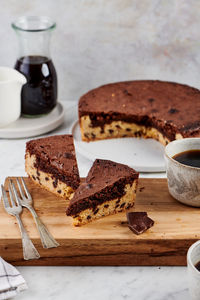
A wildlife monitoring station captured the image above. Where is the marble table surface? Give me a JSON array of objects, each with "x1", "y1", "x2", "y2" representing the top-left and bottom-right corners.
[{"x1": 0, "y1": 101, "x2": 190, "y2": 300}]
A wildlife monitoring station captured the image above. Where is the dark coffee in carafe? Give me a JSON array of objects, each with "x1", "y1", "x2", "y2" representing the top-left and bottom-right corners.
[{"x1": 15, "y1": 55, "x2": 57, "y2": 115}]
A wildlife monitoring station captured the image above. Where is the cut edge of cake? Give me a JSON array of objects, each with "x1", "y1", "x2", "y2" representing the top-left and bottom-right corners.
[
  {"x1": 25, "y1": 152, "x2": 75, "y2": 199},
  {"x1": 79, "y1": 115, "x2": 183, "y2": 146}
]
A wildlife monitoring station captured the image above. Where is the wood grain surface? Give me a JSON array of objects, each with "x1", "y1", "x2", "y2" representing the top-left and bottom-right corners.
[{"x1": 0, "y1": 177, "x2": 199, "y2": 266}]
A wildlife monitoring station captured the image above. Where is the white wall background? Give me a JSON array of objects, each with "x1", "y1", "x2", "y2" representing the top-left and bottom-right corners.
[{"x1": 1, "y1": 0, "x2": 200, "y2": 102}]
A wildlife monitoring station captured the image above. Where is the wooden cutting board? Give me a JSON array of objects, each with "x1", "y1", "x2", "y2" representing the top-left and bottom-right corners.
[{"x1": 0, "y1": 177, "x2": 199, "y2": 266}]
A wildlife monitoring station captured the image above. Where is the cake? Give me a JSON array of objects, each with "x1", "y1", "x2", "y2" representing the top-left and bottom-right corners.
[
  {"x1": 66, "y1": 159, "x2": 139, "y2": 226},
  {"x1": 78, "y1": 80, "x2": 200, "y2": 145},
  {"x1": 25, "y1": 135, "x2": 80, "y2": 199}
]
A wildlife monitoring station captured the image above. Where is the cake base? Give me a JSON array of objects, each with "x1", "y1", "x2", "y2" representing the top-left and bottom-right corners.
[
  {"x1": 80, "y1": 115, "x2": 183, "y2": 146},
  {"x1": 25, "y1": 153, "x2": 75, "y2": 200},
  {"x1": 72, "y1": 180, "x2": 138, "y2": 226}
]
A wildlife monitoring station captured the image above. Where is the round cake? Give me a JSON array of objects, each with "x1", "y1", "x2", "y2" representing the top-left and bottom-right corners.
[{"x1": 78, "y1": 80, "x2": 200, "y2": 145}]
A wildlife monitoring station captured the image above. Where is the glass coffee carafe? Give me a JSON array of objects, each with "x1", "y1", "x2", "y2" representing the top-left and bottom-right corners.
[{"x1": 12, "y1": 16, "x2": 57, "y2": 117}]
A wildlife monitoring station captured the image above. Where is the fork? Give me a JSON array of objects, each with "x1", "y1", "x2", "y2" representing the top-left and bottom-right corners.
[
  {"x1": 1, "y1": 180, "x2": 40, "y2": 260},
  {"x1": 16, "y1": 177, "x2": 59, "y2": 249}
]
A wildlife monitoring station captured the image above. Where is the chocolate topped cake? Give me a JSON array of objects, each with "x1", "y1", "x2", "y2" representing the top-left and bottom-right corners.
[
  {"x1": 67, "y1": 159, "x2": 139, "y2": 226},
  {"x1": 79, "y1": 80, "x2": 200, "y2": 145},
  {"x1": 25, "y1": 135, "x2": 80, "y2": 199}
]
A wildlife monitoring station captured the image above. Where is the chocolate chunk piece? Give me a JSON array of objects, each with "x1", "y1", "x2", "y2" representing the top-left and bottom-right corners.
[{"x1": 127, "y1": 212, "x2": 154, "y2": 235}]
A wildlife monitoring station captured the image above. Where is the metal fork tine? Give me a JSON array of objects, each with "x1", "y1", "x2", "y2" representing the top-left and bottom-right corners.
[
  {"x1": 10, "y1": 179, "x2": 21, "y2": 206},
  {"x1": 9, "y1": 180, "x2": 16, "y2": 207},
  {"x1": 16, "y1": 178, "x2": 25, "y2": 200},
  {"x1": 1, "y1": 185, "x2": 10, "y2": 208},
  {"x1": 21, "y1": 177, "x2": 32, "y2": 199}
]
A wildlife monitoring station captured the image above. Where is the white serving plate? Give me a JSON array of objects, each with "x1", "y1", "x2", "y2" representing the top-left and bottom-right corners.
[
  {"x1": 0, "y1": 103, "x2": 65, "y2": 139},
  {"x1": 71, "y1": 119, "x2": 166, "y2": 172}
]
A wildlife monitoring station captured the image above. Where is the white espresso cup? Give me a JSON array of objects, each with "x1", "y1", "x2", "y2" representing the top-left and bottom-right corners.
[
  {"x1": 0, "y1": 66, "x2": 26, "y2": 127},
  {"x1": 187, "y1": 240, "x2": 200, "y2": 299}
]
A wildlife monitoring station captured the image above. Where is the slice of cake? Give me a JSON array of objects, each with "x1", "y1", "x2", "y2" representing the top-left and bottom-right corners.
[
  {"x1": 25, "y1": 135, "x2": 80, "y2": 199},
  {"x1": 66, "y1": 159, "x2": 139, "y2": 226},
  {"x1": 79, "y1": 80, "x2": 200, "y2": 145}
]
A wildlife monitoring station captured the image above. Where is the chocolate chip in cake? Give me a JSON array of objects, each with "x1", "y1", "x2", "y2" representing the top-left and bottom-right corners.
[
  {"x1": 84, "y1": 133, "x2": 89, "y2": 138},
  {"x1": 148, "y1": 98, "x2": 155, "y2": 103},
  {"x1": 64, "y1": 152, "x2": 74, "y2": 159},
  {"x1": 32, "y1": 175, "x2": 36, "y2": 180},
  {"x1": 109, "y1": 129, "x2": 114, "y2": 134},
  {"x1": 123, "y1": 89, "x2": 132, "y2": 96},
  {"x1": 45, "y1": 177, "x2": 49, "y2": 181},
  {"x1": 41, "y1": 151, "x2": 47, "y2": 156},
  {"x1": 120, "y1": 203, "x2": 125, "y2": 208},
  {"x1": 104, "y1": 204, "x2": 109, "y2": 208},
  {"x1": 36, "y1": 176, "x2": 40, "y2": 181},
  {"x1": 53, "y1": 179, "x2": 58, "y2": 188},
  {"x1": 168, "y1": 108, "x2": 179, "y2": 114},
  {"x1": 115, "y1": 125, "x2": 121, "y2": 129},
  {"x1": 116, "y1": 199, "x2": 120, "y2": 204},
  {"x1": 115, "y1": 204, "x2": 120, "y2": 208},
  {"x1": 94, "y1": 208, "x2": 99, "y2": 215},
  {"x1": 87, "y1": 215, "x2": 91, "y2": 220},
  {"x1": 126, "y1": 203, "x2": 132, "y2": 209},
  {"x1": 91, "y1": 133, "x2": 96, "y2": 139},
  {"x1": 57, "y1": 190, "x2": 61, "y2": 194},
  {"x1": 126, "y1": 128, "x2": 131, "y2": 132}
]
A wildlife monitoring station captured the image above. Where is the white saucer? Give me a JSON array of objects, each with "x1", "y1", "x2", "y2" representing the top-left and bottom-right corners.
[
  {"x1": 71, "y1": 119, "x2": 166, "y2": 173},
  {"x1": 0, "y1": 103, "x2": 65, "y2": 139}
]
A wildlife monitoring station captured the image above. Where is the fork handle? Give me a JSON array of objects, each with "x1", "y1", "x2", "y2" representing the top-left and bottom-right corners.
[
  {"x1": 28, "y1": 206, "x2": 59, "y2": 249},
  {"x1": 15, "y1": 215, "x2": 40, "y2": 260}
]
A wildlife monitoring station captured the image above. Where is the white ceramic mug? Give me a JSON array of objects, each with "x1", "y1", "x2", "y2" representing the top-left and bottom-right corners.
[
  {"x1": 187, "y1": 240, "x2": 200, "y2": 299},
  {"x1": 164, "y1": 138, "x2": 200, "y2": 207},
  {"x1": 0, "y1": 66, "x2": 26, "y2": 127}
]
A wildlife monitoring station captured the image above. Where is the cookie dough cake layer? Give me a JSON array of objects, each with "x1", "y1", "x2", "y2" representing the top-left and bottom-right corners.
[
  {"x1": 25, "y1": 153, "x2": 74, "y2": 199},
  {"x1": 79, "y1": 80, "x2": 200, "y2": 144},
  {"x1": 80, "y1": 115, "x2": 183, "y2": 145},
  {"x1": 67, "y1": 159, "x2": 139, "y2": 226},
  {"x1": 26, "y1": 135, "x2": 80, "y2": 199}
]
